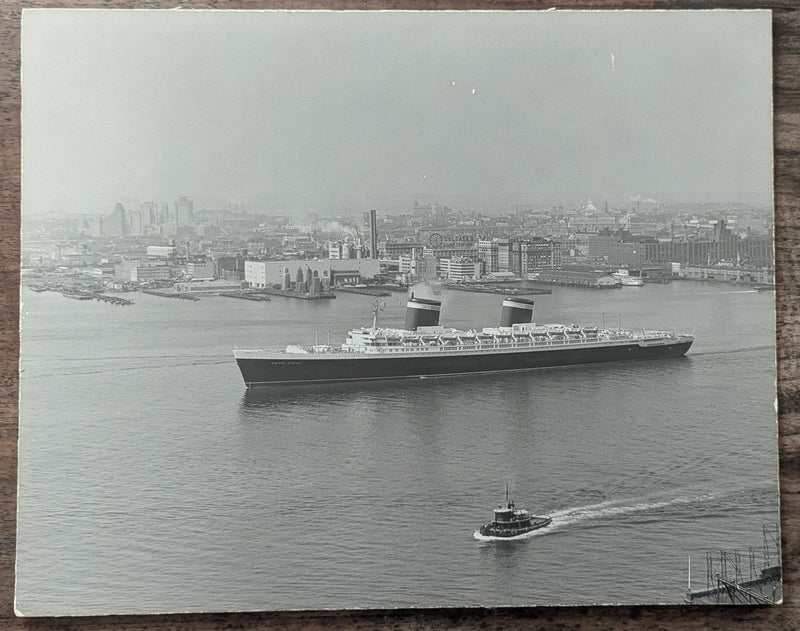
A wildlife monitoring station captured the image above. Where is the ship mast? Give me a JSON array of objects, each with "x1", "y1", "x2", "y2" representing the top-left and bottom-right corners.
[{"x1": 371, "y1": 299, "x2": 386, "y2": 333}]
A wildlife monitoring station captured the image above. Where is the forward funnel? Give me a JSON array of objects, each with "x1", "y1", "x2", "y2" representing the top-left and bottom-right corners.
[
  {"x1": 404, "y1": 296, "x2": 442, "y2": 330},
  {"x1": 500, "y1": 297, "x2": 535, "y2": 327}
]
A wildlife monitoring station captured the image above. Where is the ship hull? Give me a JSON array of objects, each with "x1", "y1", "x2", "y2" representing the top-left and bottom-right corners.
[
  {"x1": 235, "y1": 338, "x2": 693, "y2": 388},
  {"x1": 479, "y1": 516, "x2": 552, "y2": 538}
]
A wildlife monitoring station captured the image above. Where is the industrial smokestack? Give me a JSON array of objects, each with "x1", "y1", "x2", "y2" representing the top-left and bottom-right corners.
[
  {"x1": 404, "y1": 296, "x2": 441, "y2": 330},
  {"x1": 369, "y1": 209, "x2": 378, "y2": 260},
  {"x1": 500, "y1": 297, "x2": 534, "y2": 327}
]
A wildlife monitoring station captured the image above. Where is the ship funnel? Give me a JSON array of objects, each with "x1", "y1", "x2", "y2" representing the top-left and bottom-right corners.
[
  {"x1": 404, "y1": 295, "x2": 441, "y2": 330},
  {"x1": 500, "y1": 297, "x2": 534, "y2": 327}
]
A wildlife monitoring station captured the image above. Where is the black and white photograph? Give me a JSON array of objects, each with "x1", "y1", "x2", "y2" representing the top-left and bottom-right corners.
[{"x1": 17, "y1": 9, "x2": 779, "y2": 615}]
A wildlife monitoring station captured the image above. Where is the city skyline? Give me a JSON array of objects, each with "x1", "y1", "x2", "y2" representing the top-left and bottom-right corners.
[{"x1": 22, "y1": 10, "x2": 773, "y2": 216}]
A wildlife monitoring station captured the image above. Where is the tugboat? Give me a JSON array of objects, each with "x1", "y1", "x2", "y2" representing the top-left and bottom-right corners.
[{"x1": 477, "y1": 484, "x2": 552, "y2": 539}]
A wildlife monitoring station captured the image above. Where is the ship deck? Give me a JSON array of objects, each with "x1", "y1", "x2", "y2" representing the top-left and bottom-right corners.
[{"x1": 235, "y1": 332, "x2": 693, "y2": 359}]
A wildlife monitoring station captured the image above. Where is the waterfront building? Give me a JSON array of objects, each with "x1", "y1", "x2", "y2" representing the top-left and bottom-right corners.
[
  {"x1": 496, "y1": 239, "x2": 511, "y2": 272},
  {"x1": 580, "y1": 218, "x2": 774, "y2": 269},
  {"x1": 478, "y1": 239, "x2": 499, "y2": 272},
  {"x1": 186, "y1": 258, "x2": 216, "y2": 280},
  {"x1": 552, "y1": 235, "x2": 589, "y2": 263},
  {"x1": 415, "y1": 253, "x2": 439, "y2": 279},
  {"x1": 115, "y1": 259, "x2": 172, "y2": 282},
  {"x1": 398, "y1": 254, "x2": 417, "y2": 277},
  {"x1": 492, "y1": 238, "x2": 562, "y2": 275},
  {"x1": 441, "y1": 257, "x2": 482, "y2": 281},
  {"x1": 423, "y1": 244, "x2": 476, "y2": 261},
  {"x1": 676, "y1": 264, "x2": 774, "y2": 284},
  {"x1": 383, "y1": 240, "x2": 424, "y2": 258},
  {"x1": 586, "y1": 235, "x2": 616, "y2": 263},
  {"x1": 525, "y1": 238, "x2": 562, "y2": 272},
  {"x1": 609, "y1": 241, "x2": 644, "y2": 268},
  {"x1": 637, "y1": 237, "x2": 773, "y2": 268},
  {"x1": 244, "y1": 258, "x2": 380, "y2": 288},
  {"x1": 244, "y1": 260, "x2": 270, "y2": 287},
  {"x1": 331, "y1": 258, "x2": 381, "y2": 284},
  {"x1": 418, "y1": 229, "x2": 478, "y2": 251},
  {"x1": 215, "y1": 255, "x2": 245, "y2": 281}
]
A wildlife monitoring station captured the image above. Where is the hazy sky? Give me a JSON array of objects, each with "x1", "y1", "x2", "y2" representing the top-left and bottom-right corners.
[{"x1": 22, "y1": 9, "x2": 773, "y2": 215}]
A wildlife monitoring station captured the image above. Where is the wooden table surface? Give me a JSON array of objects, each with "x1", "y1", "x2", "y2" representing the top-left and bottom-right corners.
[{"x1": 1, "y1": 2, "x2": 797, "y2": 629}]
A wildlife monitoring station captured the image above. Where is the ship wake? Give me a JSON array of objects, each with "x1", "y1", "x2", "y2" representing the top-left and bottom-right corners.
[
  {"x1": 545, "y1": 494, "x2": 717, "y2": 532},
  {"x1": 474, "y1": 493, "x2": 720, "y2": 542}
]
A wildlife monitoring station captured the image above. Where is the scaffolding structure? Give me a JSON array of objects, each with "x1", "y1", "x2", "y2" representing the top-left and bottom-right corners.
[{"x1": 688, "y1": 524, "x2": 782, "y2": 604}]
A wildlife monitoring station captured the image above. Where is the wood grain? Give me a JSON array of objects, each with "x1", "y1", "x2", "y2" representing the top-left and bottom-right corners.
[{"x1": 2, "y1": 2, "x2": 798, "y2": 629}]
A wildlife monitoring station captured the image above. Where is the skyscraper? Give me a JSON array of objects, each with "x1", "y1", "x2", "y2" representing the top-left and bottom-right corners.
[
  {"x1": 103, "y1": 203, "x2": 128, "y2": 237},
  {"x1": 174, "y1": 196, "x2": 194, "y2": 228}
]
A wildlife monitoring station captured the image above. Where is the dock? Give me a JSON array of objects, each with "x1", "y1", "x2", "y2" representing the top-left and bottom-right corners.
[
  {"x1": 218, "y1": 291, "x2": 271, "y2": 301},
  {"x1": 62, "y1": 289, "x2": 133, "y2": 305},
  {"x1": 258, "y1": 287, "x2": 336, "y2": 300},
  {"x1": 686, "y1": 524, "x2": 781, "y2": 604},
  {"x1": 371, "y1": 283, "x2": 409, "y2": 293},
  {"x1": 334, "y1": 286, "x2": 391, "y2": 297},
  {"x1": 93, "y1": 293, "x2": 134, "y2": 305},
  {"x1": 61, "y1": 290, "x2": 94, "y2": 300},
  {"x1": 141, "y1": 288, "x2": 200, "y2": 301},
  {"x1": 444, "y1": 282, "x2": 551, "y2": 296},
  {"x1": 531, "y1": 270, "x2": 619, "y2": 289},
  {"x1": 27, "y1": 282, "x2": 134, "y2": 305}
]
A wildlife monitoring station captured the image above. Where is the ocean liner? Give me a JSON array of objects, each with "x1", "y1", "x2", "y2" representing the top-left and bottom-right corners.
[{"x1": 234, "y1": 296, "x2": 694, "y2": 388}]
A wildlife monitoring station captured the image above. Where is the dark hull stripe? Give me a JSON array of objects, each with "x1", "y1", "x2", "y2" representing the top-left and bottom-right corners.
[{"x1": 236, "y1": 340, "x2": 693, "y2": 388}]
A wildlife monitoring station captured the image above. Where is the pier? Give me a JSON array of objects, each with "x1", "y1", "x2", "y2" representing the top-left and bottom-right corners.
[
  {"x1": 258, "y1": 287, "x2": 336, "y2": 300},
  {"x1": 93, "y1": 293, "x2": 134, "y2": 305},
  {"x1": 26, "y1": 282, "x2": 134, "y2": 305},
  {"x1": 371, "y1": 283, "x2": 409, "y2": 293},
  {"x1": 334, "y1": 286, "x2": 391, "y2": 297},
  {"x1": 142, "y1": 288, "x2": 200, "y2": 301},
  {"x1": 444, "y1": 282, "x2": 551, "y2": 296},
  {"x1": 686, "y1": 524, "x2": 781, "y2": 604},
  {"x1": 531, "y1": 270, "x2": 619, "y2": 289},
  {"x1": 61, "y1": 290, "x2": 93, "y2": 300},
  {"x1": 218, "y1": 291, "x2": 271, "y2": 301},
  {"x1": 63, "y1": 290, "x2": 132, "y2": 305}
]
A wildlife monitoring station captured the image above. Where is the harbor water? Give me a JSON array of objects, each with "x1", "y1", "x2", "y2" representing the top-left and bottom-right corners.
[{"x1": 16, "y1": 281, "x2": 779, "y2": 614}]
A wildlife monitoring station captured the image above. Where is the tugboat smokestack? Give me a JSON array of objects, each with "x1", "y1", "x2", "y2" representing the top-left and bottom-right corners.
[
  {"x1": 404, "y1": 296, "x2": 442, "y2": 331},
  {"x1": 500, "y1": 297, "x2": 535, "y2": 327}
]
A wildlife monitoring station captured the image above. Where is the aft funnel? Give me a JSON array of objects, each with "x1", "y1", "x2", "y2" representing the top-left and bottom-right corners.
[
  {"x1": 500, "y1": 297, "x2": 535, "y2": 327},
  {"x1": 404, "y1": 296, "x2": 442, "y2": 330}
]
